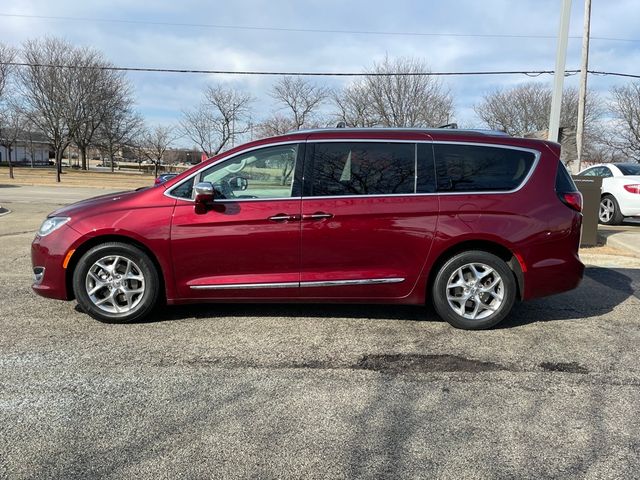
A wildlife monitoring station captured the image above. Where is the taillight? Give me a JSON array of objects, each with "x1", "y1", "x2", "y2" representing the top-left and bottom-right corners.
[
  {"x1": 555, "y1": 161, "x2": 582, "y2": 213},
  {"x1": 560, "y1": 192, "x2": 583, "y2": 212},
  {"x1": 623, "y1": 184, "x2": 640, "y2": 194}
]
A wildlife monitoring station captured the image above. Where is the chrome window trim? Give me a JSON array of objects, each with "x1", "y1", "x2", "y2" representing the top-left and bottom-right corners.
[
  {"x1": 167, "y1": 139, "x2": 541, "y2": 202},
  {"x1": 190, "y1": 277, "x2": 405, "y2": 290},
  {"x1": 164, "y1": 140, "x2": 303, "y2": 202}
]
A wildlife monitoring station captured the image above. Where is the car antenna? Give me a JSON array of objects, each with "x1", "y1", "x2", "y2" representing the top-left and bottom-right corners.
[{"x1": 437, "y1": 123, "x2": 458, "y2": 129}]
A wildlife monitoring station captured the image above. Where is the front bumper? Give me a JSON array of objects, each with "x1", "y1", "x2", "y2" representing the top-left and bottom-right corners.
[{"x1": 31, "y1": 224, "x2": 81, "y2": 300}]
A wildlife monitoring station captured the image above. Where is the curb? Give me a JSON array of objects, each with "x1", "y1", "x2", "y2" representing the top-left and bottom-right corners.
[{"x1": 599, "y1": 230, "x2": 640, "y2": 258}]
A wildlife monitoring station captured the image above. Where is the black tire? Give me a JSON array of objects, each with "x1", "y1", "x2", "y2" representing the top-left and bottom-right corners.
[
  {"x1": 599, "y1": 194, "x2": 624, "y2": 225},
  {"x1": 432, "y1": 250, "x2": 516, "y2": 330},
  {"x1": 73, "y1": 242, "x2": 160, "y2": 323}
]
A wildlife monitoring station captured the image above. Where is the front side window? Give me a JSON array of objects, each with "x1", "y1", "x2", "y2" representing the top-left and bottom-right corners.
[
  {"x1": 197, "y1": 144, "x2": 299, "y2": 200},
  {"x1": 309, "y1": 142, "x2": 415, "y2": 196},
  {"x1": 434, "y1": 144, "x2": 536, "y2": 192}
]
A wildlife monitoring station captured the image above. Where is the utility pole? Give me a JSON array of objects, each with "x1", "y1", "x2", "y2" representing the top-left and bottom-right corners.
[
  {"x1": 548, "y1": 0, "x2": 573, "y2": 143},
  {"x1": 576, "y1": 0, "x2": 592, "y2": 172}
]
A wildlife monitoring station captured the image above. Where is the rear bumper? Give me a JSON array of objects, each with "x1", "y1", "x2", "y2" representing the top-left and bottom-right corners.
[{"x1": 522, "y1": 251, "x2": 584, "y2": 300}]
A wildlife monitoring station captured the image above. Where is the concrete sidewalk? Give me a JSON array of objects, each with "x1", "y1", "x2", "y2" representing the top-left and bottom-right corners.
[{"x1": 599, "y1": 221, "x2": 640, "y2": 257}]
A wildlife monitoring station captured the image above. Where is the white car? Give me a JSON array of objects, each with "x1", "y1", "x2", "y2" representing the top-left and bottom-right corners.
[{"x1": 578, "y1": 163, "x2": 640, "y2": 225}]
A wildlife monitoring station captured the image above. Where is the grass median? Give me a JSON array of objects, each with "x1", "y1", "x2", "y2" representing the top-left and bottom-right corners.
[{"x1": 0, "y1": 166, "x2": 158, "y2": 190}]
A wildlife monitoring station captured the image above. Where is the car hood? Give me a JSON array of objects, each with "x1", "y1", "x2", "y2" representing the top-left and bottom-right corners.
[{"x1": 48, "y1": 190, "x2": 138, "y2": 218}]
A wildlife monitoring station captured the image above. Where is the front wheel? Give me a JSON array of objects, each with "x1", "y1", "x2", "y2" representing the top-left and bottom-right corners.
[
  {"x1": 432, "y1": 251, "x2": 516, "y2": 330},
  {"x1": 73, "y1": 242, "x2": 160, "y2": 323}
]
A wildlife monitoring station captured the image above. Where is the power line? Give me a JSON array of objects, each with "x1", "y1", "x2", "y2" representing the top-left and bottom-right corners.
[
  {"x1": 1, "y1": 12, "x2": 639, "y2": 44},
  {"x1": 3, "y1": 61, "x2": 639, "y2": 79},
  {"x1": 0, "y1": 61, "x2": 581, "y2": 77}
]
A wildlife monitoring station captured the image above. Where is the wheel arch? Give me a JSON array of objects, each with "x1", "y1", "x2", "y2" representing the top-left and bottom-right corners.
[
  {"x1": 65, "y1": 234, "x2": 167, "y2": 301},
  {"x1": 426, "y1": 239, "x2": 524, "y2": 302}
]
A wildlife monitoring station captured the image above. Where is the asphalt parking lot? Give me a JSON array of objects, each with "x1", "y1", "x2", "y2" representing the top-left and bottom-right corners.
[{"x1": 1, "y1": 186, "x2": 640, "y2": 479}]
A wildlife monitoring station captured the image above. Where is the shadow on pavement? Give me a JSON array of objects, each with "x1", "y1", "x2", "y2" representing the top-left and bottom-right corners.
[{"x1": 135, "y1": 266, "x2": 639, "y2": 329}]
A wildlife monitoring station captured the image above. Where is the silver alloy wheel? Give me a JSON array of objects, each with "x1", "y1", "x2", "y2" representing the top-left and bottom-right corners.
[
  {"x1": 599, "y1": 197, "x2": 614, "y2": 223},
  {"x1": 85, "y1": 255, "x2": 145, "y2": 314},
  {"x1": 446, "y1": 262, "x2": 504, "y2": 320}
]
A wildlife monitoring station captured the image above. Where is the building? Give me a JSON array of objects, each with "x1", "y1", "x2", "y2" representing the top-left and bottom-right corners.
[{"x1": 0, "y1": 131, "x2": 51, "y2": 166}]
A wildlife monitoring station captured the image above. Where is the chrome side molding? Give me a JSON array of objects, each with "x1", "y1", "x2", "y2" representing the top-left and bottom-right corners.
[{"x1": 190, "y1": 277, "x2": 405, "y2": 290}]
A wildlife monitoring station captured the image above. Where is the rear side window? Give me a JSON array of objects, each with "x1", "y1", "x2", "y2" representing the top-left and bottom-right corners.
[
  {"x1": 434, "y1": 144, "x2": 536, "y2": 192},
  {"x1": 556, "y1": 161, "x2": 578, "y2": 193},
  {"x1": 309, "y1": 142, "x2": 415, "y2": 196},
  {"x1": 617, "y1": 164, "x2": 640, "y2": 175}
]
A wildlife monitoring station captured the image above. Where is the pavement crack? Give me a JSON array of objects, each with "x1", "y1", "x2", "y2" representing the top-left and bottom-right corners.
[{"x1": 0, "y1": 230, "x2": 35, "y2": 238}]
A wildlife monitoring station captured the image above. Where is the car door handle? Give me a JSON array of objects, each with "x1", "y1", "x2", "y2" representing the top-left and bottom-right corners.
[
  {"x1": 302, "y1": 212, "x2": 334, "y2": 220},
  {"x1": 268, "y1": 214, "x2": 300, "y2": 222}
]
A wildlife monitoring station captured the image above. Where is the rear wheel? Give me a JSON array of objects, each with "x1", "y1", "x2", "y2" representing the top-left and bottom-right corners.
[
  {"x1": 599, "y1": 194, "x2": 624, "y2": 225},
  {"x1": 73, "y1": 242, "x2": 160, "y2": 323},
  {"x1": 432, "y1": 251, "x2": 516, "y2": 330}
]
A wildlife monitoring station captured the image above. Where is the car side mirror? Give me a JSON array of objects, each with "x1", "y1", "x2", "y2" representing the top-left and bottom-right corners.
[
  {"x1": 228, "y1": 176, "x2": 248, "y2": 191},
  {"x1": 194, "y1": 182, "x2": 214, "y2": 214}
]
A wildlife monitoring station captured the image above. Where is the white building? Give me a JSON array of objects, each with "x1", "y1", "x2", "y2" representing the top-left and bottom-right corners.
[{"x1": 0, "y1": 132, "x2": 51, "y2": 166}]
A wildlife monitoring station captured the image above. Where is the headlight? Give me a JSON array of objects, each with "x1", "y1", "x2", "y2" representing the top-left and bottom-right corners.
[{"x1": 38, "y1": 217, "x2": 71, "y2": 237}]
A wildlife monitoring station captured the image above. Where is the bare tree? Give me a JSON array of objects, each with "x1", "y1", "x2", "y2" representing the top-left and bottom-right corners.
[
  {"x1": 474, "y1": 82, "x2": 605, "y2": 164},
  {"x1": 0, "y1": 102, "x2": 28, "y2": 179},
  {"x1": 0, "y1": 43, "x2": 17, "y2": 102},
  {"x1": 95, "y1": 103, "x2": 143, "y2": 172},
  {"x1": 270, "y1": 76, "x2": 329, "y2": 130},
  {"x1": 138, "y1": 125, "x2": 176, "y2": 178},
  {"x1": 17, "y1": 38, "x2": 86, "y2": 182},
  {"x1": 474, "y1": 82, "x2": 603, "y2": 136},
  {"x1": 607, "y1": 82, "x2": 640, "y2": 161},
  {"x1": 180, "y1": 85, "x2": 253, "y2": 156},
  {"x1": 332, "y1": 82, "x2": 378, "y2": 127},
  {"x1": 254, "y1": 113, "x2": 295, "y2": 138},
  {"x1": 336, "y1": 56, "x2": 453, "y2": 128},
  {"x1": 72, "y1": 54, "x2": 134, "y2": 170}
]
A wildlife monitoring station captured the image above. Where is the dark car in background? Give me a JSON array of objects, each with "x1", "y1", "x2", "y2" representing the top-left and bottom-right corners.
[
  {"x1": 154, "y1": 173, "x2": 178, "y2": 186},
  {"x1": 32, "y1": 128, "x2": 584, "y2": 329}
]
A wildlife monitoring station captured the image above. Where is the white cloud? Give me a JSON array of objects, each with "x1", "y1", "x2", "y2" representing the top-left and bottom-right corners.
[{"x1": 0, "y1": 0, "x2": 638, "y2": 138}]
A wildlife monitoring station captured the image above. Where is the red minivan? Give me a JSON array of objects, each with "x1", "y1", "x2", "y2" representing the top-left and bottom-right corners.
[{"x1": 32, "y1": 128, "x2": 584, "y2": 329}]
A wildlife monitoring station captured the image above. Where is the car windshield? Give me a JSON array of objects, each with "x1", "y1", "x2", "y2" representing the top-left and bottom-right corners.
[{"x1": 616, "y1": 163, "x2": 640, "y2": 175}]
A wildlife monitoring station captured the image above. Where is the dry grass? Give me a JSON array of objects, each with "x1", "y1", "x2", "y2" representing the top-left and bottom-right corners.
[
  {"x1": 0, "y1": 166, "x2": 153, "y2": 190},
  {"x1": 579, "y1": 243, "x2": 636, "y2": 257}
]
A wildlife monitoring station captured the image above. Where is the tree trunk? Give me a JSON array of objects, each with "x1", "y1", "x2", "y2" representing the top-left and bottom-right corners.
[
  {"x1": 110, "y1": 153, "x2": 115, "y2": 173},
  {"x1": 55, "y1": 149, "x2": 62, "y2": 183},
  {"x1": 8, "y1": 147, "x2": 14, "y2": 180},
  {"x1": 80, "y1": 147, "x2": 88, "y2": 170},
  {"x1": 154, "y1": 161, "x2": 159, "y2": 178}
]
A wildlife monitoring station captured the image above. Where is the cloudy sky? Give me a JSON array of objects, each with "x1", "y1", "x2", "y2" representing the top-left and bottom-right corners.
[{"x1": 1, "y1": 0, "x2": 639, "y2": 143}]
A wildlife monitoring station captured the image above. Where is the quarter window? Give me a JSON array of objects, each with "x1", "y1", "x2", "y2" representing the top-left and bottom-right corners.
[
  {"x1": 309, "y1": 142, "x2": 415, "y2": 196},
  {"x1": 434, "y1": 144, "x2": 536, "y2": 192}
]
